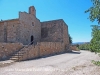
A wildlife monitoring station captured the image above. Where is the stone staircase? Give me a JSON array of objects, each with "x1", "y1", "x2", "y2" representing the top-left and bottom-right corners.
[
  {"x1": 9, "y1": 42, "x2": 34, "y2": 62},
  {"x1": 9, "y1": 46, "x2": 27, "y2": 61}
]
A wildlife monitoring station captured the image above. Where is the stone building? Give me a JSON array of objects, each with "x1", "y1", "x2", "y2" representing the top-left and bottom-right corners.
[
  {"x1": 0, "y1": 6, "x2": 70, "y2": 61},
  {"x1": 0, "y1": 6, "x2": 69, "y2": 46},
  {"x1": 0, "y1": 6, "x2": 41, "y2": 45}
]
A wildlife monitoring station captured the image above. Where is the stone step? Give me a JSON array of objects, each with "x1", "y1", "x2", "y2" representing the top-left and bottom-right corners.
[
  {"x1": 18, "y1": 50, "x2": 27, "y2": 53},
  {"x1": 10, "y1": 57, "x2": 22, "y2": 62},
  {"x1": 11, "y1": 55, "x2": 22, "y2": 58},
  {"x1": 14, "y1": 52, "x2": 25, "y2": 55},
  {"x1": 10, "y1": 57, "x2": 18, "y2": 60},
  {"x1": 14, "y1": 54, "x2": 23, "y2": 56},
  {"x1": 9, "y1": 45, "x2": 30, "y2": 62},
  {"x1": 10, "y1": 50, "x2": 26, "y2": 61},
  {"x1": 10, "y1": 59, "x2": 20, "y2": 62}
]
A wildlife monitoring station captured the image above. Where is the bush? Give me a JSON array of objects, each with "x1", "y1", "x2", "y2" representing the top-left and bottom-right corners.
[{"x1": 78, "y1": 43, "x2": 90, "y2": 50}]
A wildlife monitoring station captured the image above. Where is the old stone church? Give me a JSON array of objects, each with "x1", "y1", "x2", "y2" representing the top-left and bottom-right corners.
[{"x1": 0, "y1": 6, "x2": 70, "y2": 61}]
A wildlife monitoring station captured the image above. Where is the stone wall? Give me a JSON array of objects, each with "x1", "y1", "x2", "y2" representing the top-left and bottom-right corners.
[
  {"x1": 20, "y1": 44, "x2": 39, "y2": 61},
  {"x1": 39, "y1": 42, "x2": 65, "y2": 56},
  {"x1": 70, "y1": 45, "x2": 78, "y2": 51},
  {"x1": 41, "y1": 19, "x2": 63, "y2": 42},
  {"x1": 0, "y1": 42, "x2": 69, "y2": 61},
  {"x1": 0, "y1": 11, "x2": 41, "y2": 45},
  {"x1": 0, "y1": 19, "x2": 20, "y2": 43},
  {"x1": 41, "y1": 19, "x2": 69, "y2": 50},
  {"x1": 6, "y1": 19, "x2": 20, "y2": 43},
  {"x1": 0, "y1": 43, "x2": 23, "y2": 60},
  {"x1": 62, "y1": 21, "x2": 69, "y2": 50},
  {"x1": 19, "y1": 12, "x2": 41, "y2": 45},
  {"x1": 19, "y1": 42, "x2": 65, "y2": 61},
  {"x1": 0, "y1": 22, "x2": 5, "y2": 42}
]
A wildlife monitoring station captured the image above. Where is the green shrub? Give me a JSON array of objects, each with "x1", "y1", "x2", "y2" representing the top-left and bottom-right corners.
[
  {"x1": 78, "y1": 44, "x2": 90, "y2": 50},
  {"x1": 92, "y1": 60, "x2": 100, "y2": 66}
]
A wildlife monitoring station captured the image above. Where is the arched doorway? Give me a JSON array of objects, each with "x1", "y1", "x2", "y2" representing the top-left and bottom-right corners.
[{"x1": 31, "y1": 35, "x2": 34, "y2": 45}]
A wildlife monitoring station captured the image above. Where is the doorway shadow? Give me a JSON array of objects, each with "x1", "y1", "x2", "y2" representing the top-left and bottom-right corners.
[{"x1": 31, "y1": 35, "x2": 34, "y2": 45}]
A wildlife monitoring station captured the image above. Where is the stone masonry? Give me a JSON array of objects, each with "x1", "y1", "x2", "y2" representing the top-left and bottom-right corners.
[
  {"x1": 0, "y1": 6, "x2": 70, "y2": 61},
  {"x1": 0, "y1": 6, "x2": 41, "y2": 45}
]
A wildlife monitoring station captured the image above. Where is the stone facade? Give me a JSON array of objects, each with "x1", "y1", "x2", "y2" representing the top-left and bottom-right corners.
[
  {"x1": 0, "y1": 43, "x2": 23, "y2": 60},
  {"x1": 41, "y1": 20, "x2": 63, "y2": 42},
  {"x1": 19, "y1": 12, "x2": 41, "y2": 44},
  {"x1": 41, "y1": 19, "x2": 69, "y2": 49},
  {"x1": 0, "y1": 6, "x2": 41, "y2": 45},
  {"x1": 17, "y1": 42, "x2": 65, "y2": 61},
  {"x1": 0, "y1": 6, "x2": 70, "y2": 61},
  {"x1": 0, "y1": 6, "x2": 69, "y2": 46},
  {"x1": 0, "y1": 19, "x2": 19, "y2": 43}
]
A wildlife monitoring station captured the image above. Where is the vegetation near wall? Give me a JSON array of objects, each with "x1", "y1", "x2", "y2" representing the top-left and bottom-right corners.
[
  {"x1": 78, "y1": 43, "x2": 90, "y2": 50},
  {"x1": 70, "y1": 45, "x2": 79, "y2": 51}
]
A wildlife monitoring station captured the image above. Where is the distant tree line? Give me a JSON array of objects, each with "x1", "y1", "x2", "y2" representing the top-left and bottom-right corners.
[{"x1": 78, "y1": 43, "x2": 90, "y2": 50}]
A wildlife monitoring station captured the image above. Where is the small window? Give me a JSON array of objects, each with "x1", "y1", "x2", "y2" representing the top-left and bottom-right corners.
[{"x1": 32, "y1": 22, "x2": 34, "y2": 26}]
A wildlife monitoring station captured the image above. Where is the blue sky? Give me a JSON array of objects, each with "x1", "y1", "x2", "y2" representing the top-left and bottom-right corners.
[{"x1": 0, "y1": 0, "x2": 98, "y2": 42}]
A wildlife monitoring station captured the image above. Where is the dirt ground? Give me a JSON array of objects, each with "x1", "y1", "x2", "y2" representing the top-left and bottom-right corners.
[{"x1": 0, "y1": 50, "x2": 100, "y2": 75}]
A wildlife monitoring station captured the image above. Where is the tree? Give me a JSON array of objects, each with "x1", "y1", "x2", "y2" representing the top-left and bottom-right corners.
[
  {"x1": 85, "y1": 0, "x2": 100, "y2": 53},
  {"x1": 89, "y1": 25, "x2": 100, "y2": 53},
  {"x1": 85, "y1": 0, "x2": 100, "y2": 24},
  {"x1": 76, "y1": 44, "x2": 79, "y2": 48},
  {"x1": 85, "y1": 0, "x2": 100, "y2": 66},
  {"x1": 79, "y1": 44, "x2": 90, "y2": 50},
  {"x1": 69, "y1": 34, "x2": 72, "y2": 44}
]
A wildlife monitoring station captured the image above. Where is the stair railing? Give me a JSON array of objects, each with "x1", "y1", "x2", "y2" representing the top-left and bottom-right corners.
[{"x1": 18, "y1": 41, "x2": 35, "y2": 61}]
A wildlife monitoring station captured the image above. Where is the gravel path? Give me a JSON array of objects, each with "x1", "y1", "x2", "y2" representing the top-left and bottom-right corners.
[{"x1": 0, "y1": 50, "x2": 100, "y2": 75}]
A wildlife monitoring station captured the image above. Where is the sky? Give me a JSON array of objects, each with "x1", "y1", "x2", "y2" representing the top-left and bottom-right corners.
[{"x1": 0, "y1": 0, "x2": 98, "y2": 43}]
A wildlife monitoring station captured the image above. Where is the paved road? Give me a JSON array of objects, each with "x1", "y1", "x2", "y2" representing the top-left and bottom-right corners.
[{"x1": 0, "y1": 50, "x2": 100, "y2": 75}]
